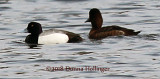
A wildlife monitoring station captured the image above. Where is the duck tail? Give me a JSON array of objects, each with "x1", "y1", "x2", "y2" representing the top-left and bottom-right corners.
[{"x1": 134, "y1": 31, "x2": 141, "y2": 35}]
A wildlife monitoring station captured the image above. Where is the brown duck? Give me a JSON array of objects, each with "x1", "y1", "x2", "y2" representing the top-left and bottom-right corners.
[{"x1": 85, "y1": 8, "x2": 141, "y2": 39}]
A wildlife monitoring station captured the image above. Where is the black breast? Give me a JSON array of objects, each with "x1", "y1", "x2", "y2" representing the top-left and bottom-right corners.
[{"x1": 25, "y1": 35, "x2": 39, "y2": 44}]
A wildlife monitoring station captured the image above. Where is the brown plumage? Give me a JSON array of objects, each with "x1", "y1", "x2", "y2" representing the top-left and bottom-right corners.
[{"x1": 85, "y1": 8, "x2": 141, "y2": 39}]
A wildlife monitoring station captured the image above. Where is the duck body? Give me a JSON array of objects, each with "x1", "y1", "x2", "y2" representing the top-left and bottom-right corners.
[
  {"x1": 86, "y1": 8, "x2": 140, "y2": 39},
  {"x1": 89, "y1": 25, "x2": 140, "y2": 39},
  {"x1": 25, "y1": 22, "x2": 82, "y2": 44}
]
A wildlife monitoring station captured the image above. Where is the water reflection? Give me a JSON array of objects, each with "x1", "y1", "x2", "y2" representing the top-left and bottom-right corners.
[
  {"x1": 0, "y1": 0, "x2": 10, "y2": 11},
  {"x1": 0, "y1": 0, "x2": 9, "y2": 4},
  {"x1": 25, "y1": 0, "x2": 37, "y2": 2},
  {"x1": 0, "y1": 7, "x2": 11, "y2": 11},
  {"x1": 139, "y1": 34, "x2": 160, "y2": 41},
  {"x1": 26, "y1": 44, "x2": 39, "y2": 49},
  {"x1": 52, "y1": 0, "x2": 90, "y2": 2}
]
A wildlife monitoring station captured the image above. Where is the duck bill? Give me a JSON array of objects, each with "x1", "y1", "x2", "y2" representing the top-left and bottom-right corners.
[
  {"x1": 85, "y1": 18, "x2": 90, "y2": 23},
  {"x1": 19, "y1": 28, "x2": 28, "y2": 33},
  {"x1": 23, "y1": 28, "x2": 28, "y2": 33}
]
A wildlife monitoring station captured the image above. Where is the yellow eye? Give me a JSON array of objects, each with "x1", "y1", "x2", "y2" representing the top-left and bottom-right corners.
[{"x1": 31, "y1": 25, "x2": 34, "y2": 27}]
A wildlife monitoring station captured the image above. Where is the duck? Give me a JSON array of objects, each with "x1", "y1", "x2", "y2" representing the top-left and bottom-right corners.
[
  {"x1": 25, "y1": 22, "x2": 82, "y2": 44},
  {"x1": 85, "y1": 8, "x2": 141, "y2": 39}
]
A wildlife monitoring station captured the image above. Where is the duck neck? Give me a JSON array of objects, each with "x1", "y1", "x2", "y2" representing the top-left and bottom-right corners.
[
  {"x1": 31, "y1": 33, "x2": 40, "y2": 37},
  {"x1": 91, "y1": 16, "x2": 103, "y2": 29},
  {"x1": 91, "y1": 22, "x2": 102, "y2": 29}
]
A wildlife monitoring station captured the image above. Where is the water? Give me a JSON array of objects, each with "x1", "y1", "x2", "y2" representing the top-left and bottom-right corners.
[{"x1": 0, "y1": 0, "x2": 160, "y2": 79}]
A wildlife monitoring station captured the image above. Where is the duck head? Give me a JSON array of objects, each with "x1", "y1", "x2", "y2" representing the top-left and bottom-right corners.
[
  {"x1": 26, "y1": 22, "x2": 43, "y2": 35},
  {"x1": 85, "y1": 8, "x2": 103, "y2": 29}
]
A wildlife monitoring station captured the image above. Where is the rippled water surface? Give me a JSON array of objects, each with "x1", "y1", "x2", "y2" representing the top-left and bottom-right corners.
[{"x1": 0, "y1": 0, "x2": 160, "y2": 79}]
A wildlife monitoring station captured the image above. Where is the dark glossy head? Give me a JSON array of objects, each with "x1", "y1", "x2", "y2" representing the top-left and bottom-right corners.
[
  {"x1": 85, "y1": 8, "x2": 103, "y2": 29},
  {"x1": 26, "y1": 22, "x2": 43, "y2": 35}
]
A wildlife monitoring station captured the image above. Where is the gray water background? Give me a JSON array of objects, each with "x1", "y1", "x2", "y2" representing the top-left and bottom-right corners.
[{"x1": 0, "y1": 0, "x2": 160, "y2": 79}]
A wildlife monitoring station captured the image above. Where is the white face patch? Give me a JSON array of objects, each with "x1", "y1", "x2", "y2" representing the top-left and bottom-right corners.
[{"x1": 38, "y1": 33, "x2": 69, "y2": 44}]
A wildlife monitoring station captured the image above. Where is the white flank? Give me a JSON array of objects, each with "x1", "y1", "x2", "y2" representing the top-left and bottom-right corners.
[{"x1": 38, "y1": 33, "x2": 69, "y2": 44}]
